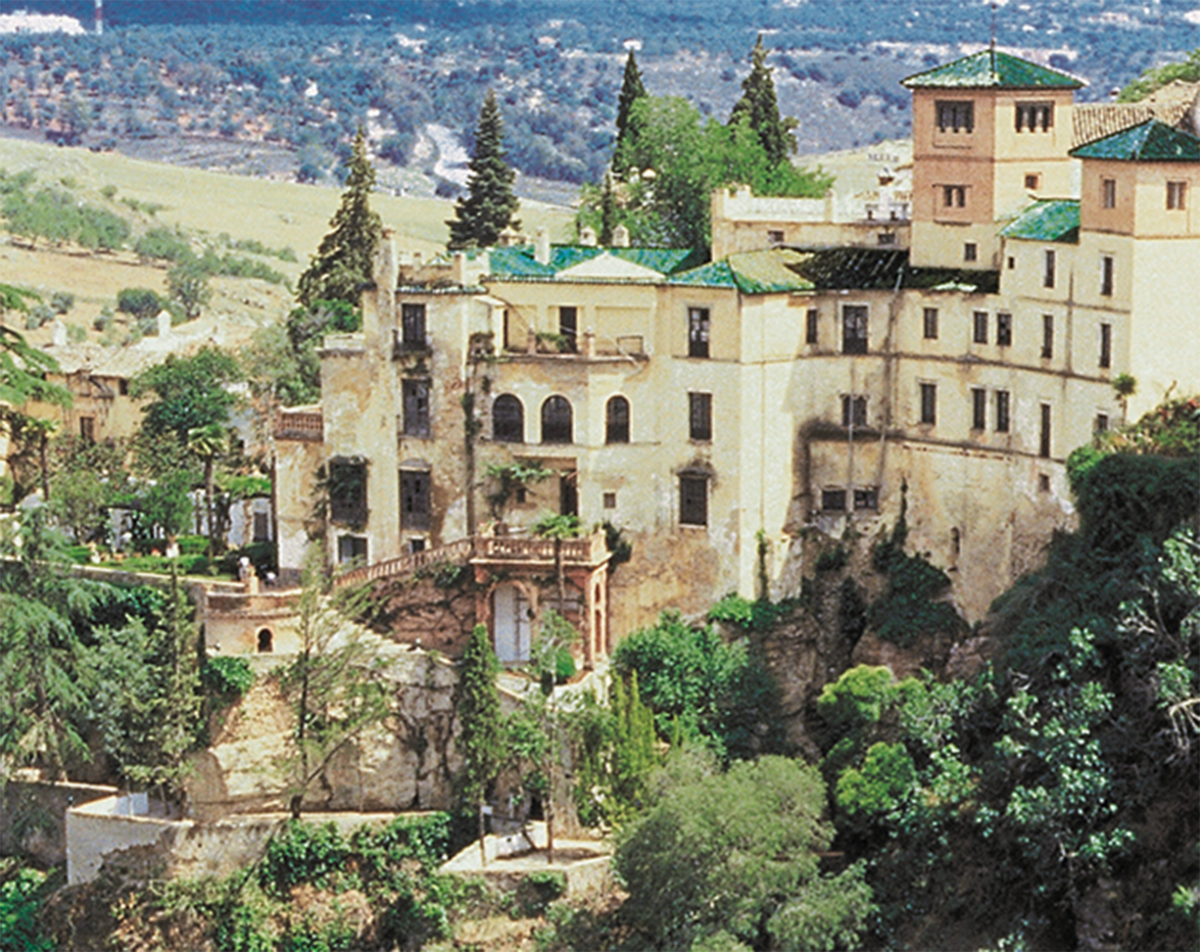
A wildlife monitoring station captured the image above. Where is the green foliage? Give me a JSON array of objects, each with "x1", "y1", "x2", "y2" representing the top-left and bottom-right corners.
[
  {"x1": 1118, "y1": 48, "x2": 1200, "y2": 101},
  {"x1": 262, "y1": 821, "x2": 350, "y2": 896},
  {"x1": 456, "y1": 624, "x2": 505, "y2": 842},
  {"x1": 134, "y1": 225, "x2": 192, "y2": 261},
  {"x1": 835, "y1": 741, "x2": 916, "y2": 825},
  {"x1": 0, "y1": 304, "x2": 73, "y2": 412},
  {"x1": 448, "y1": 90, "x2": 520, "y2": 249},
  {"x1": 613, "y1": 50, "x2": 647, "y2": 157},
  {"x1": 728, "y1": 35, "x2": 797, "y2": 165},
  {"x1": 0, "y1": 865, "x2": 54, "y2": 952},
  {"x1": 484, "y1": 461, "x2": 551, "y2": 522},
  {"x1": 165, "y1": 253, "x2": 213, "y2": 319},
  {"x1": 3, "y1": 184, "x2": 131, "y2": 250},
  {"x1": 706, "y1": 593, "x2": 789, "y2": 632},
  {"x1": 203, "y1": 655, "x2": 255, "y2": 698},
  {"x1": 117, "y1": 287, "x2": 164, "y2": 318},
  {"x1": 868, "y1": 511, "x2": 964, "y2": 648},
  {"x1": 518, "y1": 870, "x2": 566, "y2": 917},
  {"x1": 615, "y1": 755, "x2": 872, "y2": 949},
  {"x1": 130, "y1": 346, "x2": 241, "y2": 443},
  {"x1": 612, "y1": 609, "x2": 784, "y2": 762},
  {"x1": 279, "y1": 298, "x2": 361, "y2": 404}
]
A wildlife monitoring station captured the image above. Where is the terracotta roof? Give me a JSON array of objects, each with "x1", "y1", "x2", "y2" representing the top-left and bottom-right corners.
[
  {"x1": 1073, "y1": 82, "x2": 1200, "y2": 148},
  {"x1": 1070, "y1": 119, "x2": 1200, "y2": 162},
  {"x1": 41, "y1": 343, "x2": 167, "y2": 379},
  {"x1": 902, "y1": 49, "x2": 1083, "y2": 90}
]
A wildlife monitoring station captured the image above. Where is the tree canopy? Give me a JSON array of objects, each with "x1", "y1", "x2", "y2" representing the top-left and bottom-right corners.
[
  {"x1": 129, "y1": 346, "x2": 241, "y2": 444},
  {"x1": 728, "y1": 34, "x2": 797, "y2": 166},
  {"x1": 447, "y1": 90, "x2": 520, "y2": 249}
]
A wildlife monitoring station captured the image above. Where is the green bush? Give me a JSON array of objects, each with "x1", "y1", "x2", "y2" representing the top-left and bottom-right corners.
[
  {"x1": 203, "y1": 656, "x2": 255, "y2": 698},
  {"x1": 0, "y1": 866, "x2": 53, "y2": 952},
  {"x1": 117, "y1": 287, "x2": 165, "y2": 318},
  {"x1": 554, "y1": 646, "x2": 576, "y2": 683},
  {"x1": 519, "y1": 870, "x2": 567, "y2": 915},
  {"x1": 262, "y1": 822, "x2": 350, "y2": 897},
  {"x1": 178, "y1": 534, "x2": 209, "y2": 555}
]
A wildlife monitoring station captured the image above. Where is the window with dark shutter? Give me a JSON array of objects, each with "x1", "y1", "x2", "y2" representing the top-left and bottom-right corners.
[
  {"x1": 842, "y1": 305, "x2": 868, "y2": 354},
  {"x1": 401, "y1": 303, "x2": 426, "y2": 349},
  {"x1": 541, "y1": 395, "x2": 573, "y2": 444},
  {"x1": 688, "y1": 307, "x2": 710, "y2": 358},
  {"x1": 402, "y1": 379, "x2": 431, "y2": 437},
  {"x1": 680, "y1": 475, "x2": 708, "y2": 526},
  {"x1": 689, "y1": 392, "x2": 712, "y2": 442},
  {"x1": 400, "y1": 470, "x2": 431, "y2": 531},
  {"x1": 606, "y1": 395, "x2": 630, "y2": 444}
]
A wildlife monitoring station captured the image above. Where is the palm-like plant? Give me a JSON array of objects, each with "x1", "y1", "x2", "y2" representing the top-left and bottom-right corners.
[{"x1": 187, "y1": 423, "x2": 226, "y2": 554}]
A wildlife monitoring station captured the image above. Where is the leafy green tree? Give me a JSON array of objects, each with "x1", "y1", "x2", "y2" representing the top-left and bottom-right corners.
[
  {"x1": 166, "y1": 253, "x2": 212, "y2": 320},
  {"x1": 456, "y1": 624, "x2": 506, "y2": 864},
  {"x1": 49, "y1": 466, "x2": 109, "y2": 543},
  {"x1": 728, "y1": 35, "x2": 797, "y2": 166},
  {"x1": 614, "y1": 754, "x2": 874, "y2": 949},
  {"x1": 281, "y1": 297, "x2": 360, "y2": 403},
  {"x1": 447, "y1": 90, "x2": 520, "y2": 249},
  {"x1": 1118, "y1": 48, "x2": 1200, "y2": 101},
  {"x1": 130, "y1": 346, "x2": 241, "y2": 444},
  {"x1": 296, "y1": 128, "x2": 382, "y2": 308},
  {"x1": 140, "y1": 472, "x2": 194, "y2": 545}
]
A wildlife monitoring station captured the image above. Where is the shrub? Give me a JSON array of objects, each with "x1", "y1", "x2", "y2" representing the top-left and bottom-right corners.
[
  {"x1": 203, "y1": 656, "x2": 255, "y2": 698},
  {"x1": 262, "y1": 822, "x2": 350, "y2": 897},
  {"x1": 117, "y1": 287, "x2": 164, "y2": 318}
]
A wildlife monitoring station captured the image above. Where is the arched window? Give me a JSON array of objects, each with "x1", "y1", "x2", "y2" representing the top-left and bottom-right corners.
[
  {"x1": 492, "y1": 394, "x2": 524, "y2": 443},
  {"x1": 257, "y1": 628, "x2": 274, "y2": 653},
  {"x1": 606, "y1": 395, "x2": 630, "y2": 444},
  {"x1": 541, "y1": 395, "x2": 573, "y2": 444}
]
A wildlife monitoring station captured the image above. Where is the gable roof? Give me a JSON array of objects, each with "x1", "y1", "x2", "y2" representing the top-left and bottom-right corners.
[
  {"x1": 1070, "y1": 119, "x2": 1200, "y2": 162},
  {"x1": 1001, "y1": 200, "x2": 1081, "y2": 243},
  {"x1": 483, "y1": 244, "x2": 705, "y2": 281},
  {"x1": 1073, "y1": 82, "x2": 1200, "y2": 148},
  {"x1": 902, "y1": 48, "x2": 1083, "y2": 90}
]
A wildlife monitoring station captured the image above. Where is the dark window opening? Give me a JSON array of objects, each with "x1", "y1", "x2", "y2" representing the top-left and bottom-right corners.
[
  {"x1": 253, "y1": 511, "x2": 270, "y2": 542},
  {"x1": 1042, "y1": 314, "x2": 1054, "y2": 359},
  {"x1": 560, "y1": 471, "x2": 578, "y2": 517},
  {"x1": 821, "y1": 488, "x2": 847, "y2": 512},
  {"x1": 118, "y1": 378, "x2": 129, "y2": 396},
  {"x1": 329, "y1": 460, "x2": 367, "y2": 525},
  {"x1": 997, "y1": 312, "x2": 1012, "y2": 347},
  {"x1": 877, "y1": 232, "x2": 897, "y2": 246},
  {"x1": 964, "y1": 242, "x2": 978, "y2": 262},
  {"x1": 400, "y1": 470, "x2": 431, "y2": 531},
  {"x1": 492, "y1": 394, "x2": 524, "y2": 443},
  {"x1": 1102, "y1": 178, "x2": 1117, "y2": 209},
  {"x1": 973, "y1": 311, "x2": 989, "y2": 344},
  {"x1": 920, "y1": 383, "x2": 937, "y2": 425},
  {"x1": 842, "y1": 395, "x2": 867, "y2": 427},
  {"x1": 410, "y1": 538, "x2": 426, "y2": 553},
  {"x1": 541, "y1": 395, "x2": 573, "y2": 444},
  {"x1": 923, "y1": 307, "x2": 939, "y2": 339},
  {"x1": 1167, "y1": 181, "x2": 1187, "y2": 210},
  {"x1": 854, "y1": 487, "x2": 879, "y2": 510},
  {"x1": 337, "y1": 534, "x2": 368, "y2": 565},
  {"x1": 603, "y1": 491, "x2": 616, "y2": 509},
  {"x1": 1043, "y1": 249, "x2": 1056, "y2": 288},
  {"x1": 1015, "y1": 102, "x2": 1053, "y2": 132},
  {"x1": 689, "y1": 392, "x2": 713, "y2": 442},
  {"x1": 936, "y1": 100, "x2": 974, "y2": 133},
  {"x1": 806, "y1": 308, "x2": 819, "y2": 345},
  {"x1": 680, "y1": 475, "x2": 708, "y2": 526},
  {"x1": 767, "y1": 229, "x2": 785, "y2": 245},
  {"x1": 996, "y1": 390, "x2": 1011, "y2": 433},
  {"x1": 1101, "y1": 255, "x2": 1114, "y2": 297},
  {"x1": 257, "y1": 628, "x2": 273, "y2": 653},
  {"x1": 1099, "y1": 323, "x2": 1112, "y2": 369},
  {"x1": 402, "y1": 379, "x2": 431, "y2": 437},
  {"x1": 1095, "y1": 413, "x2": 1110, "y2": 434},
  {"x1": 606, "y1": 395, "x2": 630, "y2": 444},
  {"x1": 972, "y1": 388, "x2": 987, "y2": 430},
  {"x1": 1025, "y1": 173, "x2": 1041, "y2": 189},
  {"x1": 842, "y1": 305, "x2": 868, "y2": 355},
  {"x1": 1038, "y1": 473, "x2": 1051, "y2": 493},
  {"x1": 401, "y1": 303, "x2": 427, "y2": 349},
  {"x1": 688, "y1": 307, "x2": 710, "y2": 358},
  {"x1": 559, "y1": 306, "x2": 578, "y2": 352},
  {"x1": 942, "y1": 185, "x2": 967, "y2": 207},
  {"x1": 1039, "y1": 404, "x2": 1052, "y2": 458},
  {"x1": 79, "y1": 416, "x2": 95, "y2": 442}
]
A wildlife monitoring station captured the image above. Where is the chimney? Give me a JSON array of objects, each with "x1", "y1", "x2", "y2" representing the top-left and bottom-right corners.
[
  {"x1": 534, "y1": 227, "x2": 551, "y2": 266},
  {"x1": 579, "y1": 226, "x2": 597, "y2": 247},
  {"x1": 375, "y1": 228, "x2": 397, "y2": 292},
  {"x1": 452, "y1": 251, "x2": 467, "y2": 285},
  {"x1": 612, "y1": 224, "x2": 630, "y2": 248}
]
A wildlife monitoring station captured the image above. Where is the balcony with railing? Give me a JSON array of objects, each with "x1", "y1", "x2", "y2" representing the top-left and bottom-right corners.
[{"x1": 275, "y1": 409, "x2": 324, "y2": 442}]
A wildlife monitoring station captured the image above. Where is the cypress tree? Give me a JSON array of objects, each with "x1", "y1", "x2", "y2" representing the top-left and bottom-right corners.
[
  {"x1": 728, "y1": 35, "x2": 797, "y2": 167},
  {"x1": 458, "y1": 624, "x2": 505, "y2": 863},
  {"x1": 296, "y1": 128, "x2": 382, "y2": 308},
  {"x1": 448, "y1": 90, "x2": 520, "y2": 250},
  {"x1": 613, "y1": 50, "x2": 648, "y2": 175},
  {"x1": 599, "y1": 171, "x2": 618, "y2": 246}
]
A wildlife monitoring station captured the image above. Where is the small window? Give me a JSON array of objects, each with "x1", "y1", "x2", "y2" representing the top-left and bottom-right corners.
[
  {"x1": 1039, "y1": 403, "x2": 1052, "y2": 458},
  {"x1": 337, "y1": 534, "x2": 368, "y2": 565},
  {"x1": 996, "y1": 312, "x2": 1012, "y2": 347},
  {"x1": 1015, "y1": 102, "x2": 1053, "y2": 132},
  {"x1": 410, "y1": 538, "x2": 426, "y2": 553},
  {"x1": 1102, "y1": 178, "x2": 1117, "y2": 209},
  {"x1": 606, "y1": 395, "x2": 630, "y2": 444},
  {"x1": 920, "y1": 382, "x2": 937, "y2": 425},
  {"x1": 1007, "y1": 256, "x2": 1016, "y2": 270},
  {"x1": 971, "y1": 388, "x2": 987, "y2": 430},
  {"x1": 1038, "y1": 473, "x2": 1051, "y2": 493},
  {"x1": 541, "y1": 395, "x2": 573, "y2": 444},
  {"x1": 402, "y1": 379, "x2": 431, "y2": 438},
  {"x1": 995, "y1": 390, "x2": 1010, "y2": 433},
  {"x1": 257, "y1": 629, "x2": 273, "y2": 653},
  {"x1": 821, "y1": 488, "x2": 847, "y2": 512},
  {"x1": 805, "y1": 308, "x2": 819, "y2": 345},
  {"x1": 1167, "y1": 181, "x2": 1187, "y2": 210},
  {"x1": 400, "y1": 470, "x2": 431, "y2": 531},
  {"x1": 603, "y1": 491, "x2": 617, "y2": 509},
  {"x1": 680, "y1": 475, "x2": 708, "y2": 526},
  {"x1": 559, "y1": 306, "x2": 578, "y2": 352},
  {"x1": 1100, "y1": 255, "x2": 1114, "y2": 297},
  {"x1": 1042, "y1": 314, "x2": 1054, "y2": 359},
  {"x1": 401, "y1": 303, "x2": 427, "y2": 349},
  {"x1": 877, "y1": 232, "x2": 897, "y2": 246},
  {"x1": 842, "y1": 305, "x2": 868, "y2": 355},
  {"x1": 253, "y1": 511, "x2": 270, "y2": 543},
  {"x1": 1025, "y1": 172, "x2": 1041, "y2": 190},
  {"x1": 964, "y1": 242, "x2": 978, "y2": 262},
  {"x1": 923, "y1": 307, "x2": 939, "y2": 340},
  {"x1": 329, "y1": 460, "x2": 367, "y2": 525},
  {"x1": 841, "y1": 395, "x2": 867, "y2": 428},
  {"x1": 79, "y1": 416, "x2": 95, "y2": 442},
  {"x1": 492, "y1": 394, "x2": 524, "y2": 443},
  {"x1": 1099, "y1": 322, "x2": 1112, "y2": 369},
  {"x1": 689, "y1": 392, "x2": 712, "y2": 442},
  {"x1": 688, "y1": 307, "x2": 710, "y2": 358},
  {"x1": 1043, "y1": 249, "x2": 1056, "y2": 289},
  {"x1": 767, "y1": 229, "x2": 785, "y2": 245},
  {"x1": 118, "y1": 378, "x2": 129, "y2": 396},
  {"x1": 973, "y1": 311, "x2": 989, "y2": 344},
  {"x1": 942, "y1": 185, "x2": 967, "y2": 208},
  {"x1": 1095, "y1": 413, "x2": 1109, "y2": 434},
  {"x1": 853, "y1": 487, "x2": 879, "y2": 511},
  {"x1": 936, "y1": 100, "x2": 974, "y2": 133}
]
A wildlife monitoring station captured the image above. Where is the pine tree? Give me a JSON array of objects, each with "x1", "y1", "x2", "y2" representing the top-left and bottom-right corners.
[
  {"x1": 448, "y1": 90, "x2": 520, "y2": 250},
  {"x1": 728, "y1": 35, "x2": 797, "y2": 167},
  {"x1": 296, "y1": 128, "x2": 382, "y2": 308},
  {"x1": 615, "y1": 50, "x2": 647, "y2": 147},
  {"x1": 458, "y1": 624, "x2": 505, "y2": 864}
]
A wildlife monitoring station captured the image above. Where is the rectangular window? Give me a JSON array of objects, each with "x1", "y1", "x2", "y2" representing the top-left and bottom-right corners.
[
  {"x1": 680, "y1": 475, "x2": 708, "y2": 526},
  {"x1": 253, "y1": 511, "x2": 270, "y2": 542},
  {"x1": 842, "y1": 305, "x2": 869, "y2": 355},
  {"x1": 1095, "y1": 413, "x2": 1110, "y2": 434},
  {"x1": 1042, "y1": 314, "x2": 1054, "y2": 358},
  {"x1": 805, "y1": 308, "x2": 819, "y2": 344},
  {"x1": 964, "y1": 242, "x2": 978, "y2": 262},
  {"x1": 400, "y1": 470, "x2": 431, "y2": 531},
  {"x1": 877, "y1": 232, "x2": 897, "y2": 246},
  {"x1": 996, "y1": 390, "x2": 1011, "y2": 433},
  {"x1": 1102, "y1": 178, "x2": 1117, "y2": 209},
  {"x1": 973, "y1": 310, "x2": 989, "y2": 344},
  {"x1": 1015, "y1": 102, "x2": 1053, "y2": 132},
  {"x1": 923, "y1": 307, "x2": 939, "y2": 340},
  {"x1": 1099, "y1": 322, "x2": 1112, "y2": 369},
  {"x1": 558, "y1": 306, "x2": 578, "y2": 352},
  {"x1": 689, "y1": 392, "x2": 712, "y2": 442},
  {"x1": 936, "y1": 100, "x2": 974, "y2": 133},
  {"x1": 821, "y1": 488, "x2": 847, "y2": 512},
  {"x1": 920, "y1": 382, "x2": 937, "y2": 425},
  {"x1": 1025, "y1": 172, "x2": 1041, "y2": 190},
  {"x1": 402, "y1": 379, "x2": 431, "y2": 437},
  {"x1": 996, "y1": 312, "x2": 1013, "y2": 347},
  {"x1": 1040, "y1": 403, "x2": 1052, "y2": 458},
  {"x1": 1043, "y1": 249, "x2": 1056, "y2": 288},
  {"x1": 767, "y1": 229, "x2": 785, "y2": 245},
  {"x1": 971, "y1": 388, "x2": 987, "y2": 430},
  {"x1": 401, "y1": 303, "x2": 427, "y2": 348},
  {"x1": 687, "y1": 307, "x2": 710, "y2": 358},
  {"x1": 942, "y1": 185, "x2": 967, "y2": 208},
  {"x1": 1167, "y1": 181, "x2": 1188, "y2": 210},
  {"x1": 841, "y1": 395, "x2": 867, "y2": 428},
  {"x1": 79, "y1": 416, "x2": 95, "y2": 442},
  {"x1": 337, "y1": 534, "x2": 368, "y2": 565},
  {"x1": 329, "y1": 460, "x2": 367, "y2": 525},
  {"x1": 1101, "y1": 255, "x2": 1114, "y2": 297},
  {"x1": 603, "y1": 491, "x2": 617, "y2": 509},
  {"x1": 854, "y1": 487, "x2": 879, "y2": 511}
]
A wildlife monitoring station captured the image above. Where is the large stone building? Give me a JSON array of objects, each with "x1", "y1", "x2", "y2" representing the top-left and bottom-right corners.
[{"x1": 274, "y1": 47, "x2": 1199, "y2": 660}]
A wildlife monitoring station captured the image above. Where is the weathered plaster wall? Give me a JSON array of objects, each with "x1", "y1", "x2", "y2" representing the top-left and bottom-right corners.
[{"x1": 0, "y1": 779, "x2": 117, "y2": 868}]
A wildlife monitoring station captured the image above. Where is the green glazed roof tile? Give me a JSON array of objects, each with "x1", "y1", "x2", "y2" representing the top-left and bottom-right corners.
[
  {"x1": 1000, "y1": 200, "x2": 1081, "y2": 243},
  {"x1": 1070, "y1": 119, "x2": 1200, "y2": 162},
  {"x1": 902, "y1": 49, "x2": 1083, "y2": 90}
]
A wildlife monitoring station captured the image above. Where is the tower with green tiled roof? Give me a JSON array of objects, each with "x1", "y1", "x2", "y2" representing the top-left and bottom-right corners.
[{"x1": 903, "y1": 47, "x2": 1084, "y2": 271}]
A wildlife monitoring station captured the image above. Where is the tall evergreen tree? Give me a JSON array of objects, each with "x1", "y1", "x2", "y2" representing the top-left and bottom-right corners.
[
  {"x1": 457, "y1": 624, "x2": 505, "y2": 864},
  {"x1": 729, "y1": 35, "x2": 797, "y2": 167},
  {"x1": 448, "y1": 90, "x2": 520, "y2": 249},
  {"x1": 296, "y1": 128, "x2": 382, "y2": 308},
  {"x1": 614, "y1": 49, "x2": 648, "y2": 165}
]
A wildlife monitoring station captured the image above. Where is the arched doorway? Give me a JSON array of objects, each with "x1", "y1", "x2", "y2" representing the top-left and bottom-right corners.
[
  {"x1": 492, "y1": 583, "x2": 531, "y2": 663},
  {"x1": 256, "y1": 628, "x2": 274, "y2": 653}
]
